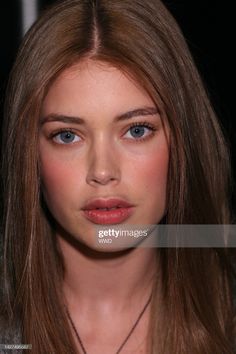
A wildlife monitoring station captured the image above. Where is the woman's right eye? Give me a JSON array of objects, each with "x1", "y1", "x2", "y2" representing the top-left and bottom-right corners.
[{"x1": 52, "y1": 131, "x2": 81, "y2": 144}]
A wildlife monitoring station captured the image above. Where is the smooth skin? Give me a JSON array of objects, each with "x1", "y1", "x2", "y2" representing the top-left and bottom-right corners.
[{"x1": 39, "y1": 59, "x2": 169, "y2": 353}]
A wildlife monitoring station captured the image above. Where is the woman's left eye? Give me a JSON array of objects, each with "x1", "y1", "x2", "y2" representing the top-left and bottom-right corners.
[
  {"x1": 52, "y1": 131, "x2": 81, "y2": 144},
  {"x1": 123, "y1": 123, "x2": 156, "y2": 140}
]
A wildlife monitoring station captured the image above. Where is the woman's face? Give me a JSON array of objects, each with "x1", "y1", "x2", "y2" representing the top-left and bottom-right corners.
[{"x1": 39, "y1": 60, "x2": 169, "y2": 249}]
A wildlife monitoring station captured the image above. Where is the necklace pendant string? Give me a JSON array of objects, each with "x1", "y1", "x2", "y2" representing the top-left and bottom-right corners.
[{"x1": 65, "y1": 292, "x2": 152, "y2": 354}]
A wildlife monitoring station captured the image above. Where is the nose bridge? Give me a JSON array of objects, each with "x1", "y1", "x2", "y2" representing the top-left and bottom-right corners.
[{"x1": 86, "y1": 133, "x2": 120, "y2": 185}]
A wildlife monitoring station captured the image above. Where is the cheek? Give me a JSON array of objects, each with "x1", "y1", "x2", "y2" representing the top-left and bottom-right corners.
[
  {"x1": 142, "y1": 152, "x2": 168, "y2": 186},
  {"x1": 127, "y1": 143, "x2": 169, "y2": 195},
  {"x1": 39, "y1": 155, "x2": 82, "y2": 209},
  {"x1": 132, "y1": 144, "x2": 169, "y2": 222}
]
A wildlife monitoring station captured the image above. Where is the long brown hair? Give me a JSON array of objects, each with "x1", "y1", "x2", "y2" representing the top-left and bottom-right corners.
[{"x1": 1, "y1": 0, "x2": 236, "y2": 353}]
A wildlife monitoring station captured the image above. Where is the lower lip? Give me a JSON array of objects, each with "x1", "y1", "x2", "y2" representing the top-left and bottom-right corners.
[{"x1": 82, "y1": 207, "x2": 134, "y2": 224}]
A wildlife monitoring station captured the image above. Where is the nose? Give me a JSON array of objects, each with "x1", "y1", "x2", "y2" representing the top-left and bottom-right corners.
[{"x1": 86, "y1": 138, "x2": 121, "y2": 187}]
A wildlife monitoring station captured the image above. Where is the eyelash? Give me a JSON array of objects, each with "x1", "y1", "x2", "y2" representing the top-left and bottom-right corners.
[{"x1": 49, "y1": 121, "x2": 158, "y2": 145}]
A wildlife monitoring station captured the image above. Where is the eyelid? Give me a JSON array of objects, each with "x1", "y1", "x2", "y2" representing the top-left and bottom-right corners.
[
  {"x1": 48, "y1": 127, "x2": 80, "y2": 136},
  {"x1": 126, "y1": 121, "x2": 157, "y2": 128}
]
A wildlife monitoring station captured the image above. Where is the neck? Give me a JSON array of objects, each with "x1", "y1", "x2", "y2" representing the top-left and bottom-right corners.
[{"x1": 58, "y1": 235, "x2": 157, "y2": 314}]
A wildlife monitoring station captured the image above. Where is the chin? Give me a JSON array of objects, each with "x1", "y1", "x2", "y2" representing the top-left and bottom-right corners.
[{"x1": 74, "y1": 236, "x2": 139, "y2": 258}]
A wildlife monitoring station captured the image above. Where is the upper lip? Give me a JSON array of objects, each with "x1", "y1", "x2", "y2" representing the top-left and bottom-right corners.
[{"x1": 82, "y1": 198, "x2": 134, "y2": 210}]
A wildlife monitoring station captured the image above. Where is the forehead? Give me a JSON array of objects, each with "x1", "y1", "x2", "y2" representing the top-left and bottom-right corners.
[
  {"x1": 42, "y1": 59, "x2": 155, "y2": 116},
  {"x1": 48, "y1": 59, "x2": 149, "y2": 95}
]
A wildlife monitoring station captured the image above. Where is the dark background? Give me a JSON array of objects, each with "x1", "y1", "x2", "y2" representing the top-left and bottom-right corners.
[{"x1": 0, "y1": 1, "x2": 235, "y2": 213}]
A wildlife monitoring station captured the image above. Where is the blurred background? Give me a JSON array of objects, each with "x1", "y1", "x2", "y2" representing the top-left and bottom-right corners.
[{"x1": 0, "y1": 0, "x2": 235, "y2": 214}]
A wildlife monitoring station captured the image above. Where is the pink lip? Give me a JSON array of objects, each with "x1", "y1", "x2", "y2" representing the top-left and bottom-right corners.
[{"x1": 82, "y1": 198, "x2": 134, "y2": 225}]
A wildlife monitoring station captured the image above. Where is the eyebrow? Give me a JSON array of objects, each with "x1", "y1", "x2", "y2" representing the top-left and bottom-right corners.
[{"x1": 40, "y1": 107, "x2": 159, "y2": 125}]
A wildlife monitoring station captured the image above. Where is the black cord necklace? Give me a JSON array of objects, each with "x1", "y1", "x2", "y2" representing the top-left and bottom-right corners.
[{"x1": 65, "y1": 292, "x2": 152, "y2": 354}]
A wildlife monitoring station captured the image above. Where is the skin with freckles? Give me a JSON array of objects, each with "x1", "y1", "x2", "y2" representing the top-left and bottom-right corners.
[{"x1": 39, "y1": 59, "x2": 169, "y2": 251}]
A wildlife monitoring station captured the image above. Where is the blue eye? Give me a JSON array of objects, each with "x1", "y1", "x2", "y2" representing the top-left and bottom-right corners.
[
  {"x1": 124, "y1": 123, "x2": 156, "y2": 140},
  {"x1": 53, "y1": 131, "x2": 81, "y2": 144},
  {"x1": 129, "y1": 126, "x2": 146, "y2": 138}
]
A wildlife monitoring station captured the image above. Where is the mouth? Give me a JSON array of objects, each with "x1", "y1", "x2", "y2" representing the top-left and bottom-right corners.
[
  {"x1": 82, "y1": 198, "x2": 134, "y2": 224},
  {"x1": 93, "y1": 206, "x2": 122, "y2": 210}
]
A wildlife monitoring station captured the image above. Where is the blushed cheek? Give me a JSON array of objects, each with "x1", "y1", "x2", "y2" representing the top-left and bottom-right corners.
[
  {"x1": 133, "y1": 145, "x2": 169, "y2": 190},
  {"x1": 147, "y1": 151, "x2": 168, "y2": 189},
  {"x1": 39, "y1": 157, "x2": 78, "y2": 210},
  {"x1": 128, "y1": 143, "x2": 169, "y2": 221}
]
